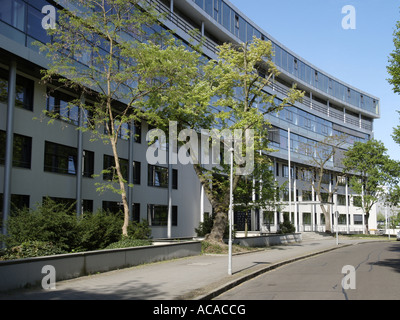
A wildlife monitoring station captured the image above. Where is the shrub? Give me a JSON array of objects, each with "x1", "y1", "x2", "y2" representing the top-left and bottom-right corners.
[
  {"x1": 76, "y1": 210, "x2": 124, "y2": 251},
  {"x1": 127, "y1": 220, "x2": 152, "y2": 239},
  {"x1": 105, "y1": 238, "x2": 152, "y2": 250},
  {"x1": 1, "y1": 199, "x2": 153, "y2": 259},
  {"x1": 0, "y1": 241, "x2": 66, "y2": 260},
  {"x1": 195, "y1": 215, "x2": 214, "y2": 237},
  {"x1": 4, "y1": 198, "x2": 79, "y2": 251},
  {"x1": 277, "y1": 219, "x2": 296, "y2": 234}
]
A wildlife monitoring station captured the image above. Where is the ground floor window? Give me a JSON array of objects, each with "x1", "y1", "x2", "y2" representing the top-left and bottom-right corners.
[
  {"x1": 264, "y1": 211, "x2": 275, "y2": 226},
  {"x1": 338, "y1": 214, "x2": 347, "y2": 225},
  {"x1": 0, "y1": 194, "x2": 30, "y2": 227},
  {"x1": 303, "y1": 212, "x2": 311, "y2": 225},
  {"x1": 353, "y1": 214, "x2": 363, "y2": 225},
  {"x1": 147, "y1": 204, "x2": 177, "y2": 226}
]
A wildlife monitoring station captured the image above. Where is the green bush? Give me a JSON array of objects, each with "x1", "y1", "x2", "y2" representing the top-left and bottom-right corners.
[
  {"x1": 105, "y1": 238, "x2": 152, "y2": 250},
  {"x1": 4, "y1": 198, "x2": 79, "y2": 251},
  {"x1": 195, "y1": 215, "x2": 214, "y2": 237},
  {"x1": 1, "y1": 199, "x2": 153, "y2": 260},
  {"x1": 277, "y1": 220, "x2": 296, "y2": 234},
  {"x1": 76, "y1": 210, "x2": 124, "y2": 251},
  {"x1": 0, "y1": 241, "x2": 66, "y2": 260},
  {"x1": 127, "y1": 220, "x2": 152, "y2": 239}
]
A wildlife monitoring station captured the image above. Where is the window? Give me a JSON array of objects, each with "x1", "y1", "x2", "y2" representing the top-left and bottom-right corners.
[
  {"x1": 172, "y1": 169, "x2": 178, "y2": 189},
  {"x1": 337, "y1": 175, "x2": 347, "y2": 186},
  {"x1": 303, "y1": 212, "x2": 311, "y2": 225},
  {"x1": 103, "y1": 154, "x2": 128, "y2": 181},
  {"x1": 147, "y1": 204, "x2": 177, "y2": 226},
  {"x1": 148, "y1": 164, "x2": 168, "y2": 188},
  {"x1": 0, "y1": 131, "x2": 32, "y2": 168},
  {"x1": 133, "y1": 203, "x2": 140, "y2": 222},
  {"x1": 320, "y1": 193, "x2": 329, "y2": 203},
  {"x1": 47, "y1": 89, "x2": 79, "y2": 125},
  {"x1": 353, "y1": 196, "x2": 362, "y2": 207},
  {"x1": 302, "y1": 190, "x2": 312, "y2": 202},
  {"x1": 0, "y1": 0, "x2": 25, "y2": 31},
  {"x1": 353, "y1": 214, "x2": 363, "y2": 225},
  {"x1": 27, "y1": 4, "x2": 50, "y2": 44},
  {"x1": 0, "y1": 193, "x2": 29, "y2": 228},
  {"x1": 133, "y1": 161, "x2": 141, "y2": 184},
  {"x1": 103, "y1": 201, "x2": 124, "y2": 215},
  {"x1": 0, "y1": 68, "x2": 34, "y2": 111},
  {"x1": 337, "y1": 194, "x2": 347, "y2": 206},
  {"x1": 44, "y1": 141, "x2": 94, "y2": 177},
  {"x1": 15, "y1": 75, "x2": 34, "y2": 111},
  {"x1": 282, "y1": 165, "x2": 293, "y2": 179},
  {"x1": 134, "y1": 122, "x2": 142, "y2": 143},
  {"x1": 275, "y1": 162, "x2": 279, "y2": 177},
  {"x1": 264, "y1": 211, "x2": 275, "y2": 226},
  {"x1": 45, "y1": 197, "x2": 93, "y2": 213},
  {"x1": 285, "y1": 109, "x2": 293, "y2": 122},
  {"x1": 338, "y1": 214, "x2": 347, "y2": 225},
  {"x1": 0, "y1": 193, "x2": 30, "y2": 215}
]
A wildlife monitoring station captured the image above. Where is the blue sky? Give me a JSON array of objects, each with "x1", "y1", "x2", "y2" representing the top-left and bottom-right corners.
[{"x1": 229, "y1": 0, "x2": 400, "y2": 160}]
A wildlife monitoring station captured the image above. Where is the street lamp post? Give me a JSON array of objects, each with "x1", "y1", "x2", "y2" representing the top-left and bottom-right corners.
[
  {"x1": 228, "y1": 147, "x2": 234, "y2": 275},
  {"x1": 335, "y1": 210, "x2": 339, "y2": 245},
  {"x1": 288, "y1": 128, "x2": 292, "y2": 231}
]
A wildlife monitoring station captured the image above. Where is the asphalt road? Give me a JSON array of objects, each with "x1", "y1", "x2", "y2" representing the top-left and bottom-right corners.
[{"x1": 215, "y1": 241, "x2": 400, "y2": 300}]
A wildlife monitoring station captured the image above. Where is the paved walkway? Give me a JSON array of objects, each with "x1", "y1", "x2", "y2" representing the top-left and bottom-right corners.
[{"x1": 0, "y1": 237, "x2": 371, "y2": 300}]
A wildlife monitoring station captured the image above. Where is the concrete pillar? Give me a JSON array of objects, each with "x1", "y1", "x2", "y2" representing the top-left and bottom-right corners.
[
  {"x1": 200, "y1": 184, "x2": 204, "y2": 223},
  {"x1": 76, "y1": 96, "x2": 84, "y2": 217},
  {"x1": 345, "y1": 178, "x2": 350, "y2": 234},
  {"x1": 2, "y1": 60, "x2": 17, "y2": 238}
]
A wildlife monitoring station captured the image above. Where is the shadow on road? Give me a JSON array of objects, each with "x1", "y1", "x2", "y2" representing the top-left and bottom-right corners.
[{"x1": 368, "y1": 243, "x2": 400, "y2": 274}]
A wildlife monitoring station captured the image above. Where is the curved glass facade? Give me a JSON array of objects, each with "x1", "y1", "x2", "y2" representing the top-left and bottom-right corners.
[{"x1": 192, "y1": 0, "x2": 379, "y2": 116}]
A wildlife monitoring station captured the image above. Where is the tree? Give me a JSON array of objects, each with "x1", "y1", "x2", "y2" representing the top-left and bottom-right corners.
[
  {"x1": 342, "y1": 139, "x2": 400, "y2": 233},
  {"x1": 388, "y1": 19, "x2": 400, "y2": 145},
  {"x1": 298, "y1": 134, "x2": 346, "y2": 233},
  {"x1": 38, "y1": 0, "x2": 207, "y2": 236},
  {"x1": 191, "y1": 37, "x2": 304, "y2": 242},
  {"x1": 387, "y1": 19, "x2": 400, "y2": 95}
]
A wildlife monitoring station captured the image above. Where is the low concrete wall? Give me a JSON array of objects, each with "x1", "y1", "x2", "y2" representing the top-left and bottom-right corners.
[
  {"x1": 0, "y1": 241, "x2": 201, "y2": 292},
  {"x1": 233, "y1": 233, "x2": 302, "y2": 247}
]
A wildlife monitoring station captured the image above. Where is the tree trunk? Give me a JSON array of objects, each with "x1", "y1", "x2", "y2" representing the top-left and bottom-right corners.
[
  {"x1": 110, "y1": 138, "x2": 130, "y2": 237},
  {"x1": 365, "y1": 212, "x2": 370, "y2": 234},
  {"x1": 320, "y1": 205, "x2": 332, "y2": 234},
  {"x1": 205, "y1": 210, "x2": 228, "y2": 243}
]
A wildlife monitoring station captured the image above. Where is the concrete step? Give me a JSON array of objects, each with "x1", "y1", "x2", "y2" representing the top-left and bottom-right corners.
[{"x1": 301, "y1": 231, "x2": 334, "y2": 241}]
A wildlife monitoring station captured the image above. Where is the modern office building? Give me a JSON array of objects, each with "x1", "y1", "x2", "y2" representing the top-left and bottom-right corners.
[{"x1": 0, "y1": 0, "x2": 379, "y2": 238}]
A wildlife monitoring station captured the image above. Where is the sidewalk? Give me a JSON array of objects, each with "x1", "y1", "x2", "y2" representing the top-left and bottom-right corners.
[{"x1": 0, "y1": 237, "x2": 361, "y2": 300}]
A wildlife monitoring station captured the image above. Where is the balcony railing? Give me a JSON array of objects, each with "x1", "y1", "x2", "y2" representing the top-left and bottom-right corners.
[{"x1": 146, "y1": 0, "x2": 374, "y2": 133}]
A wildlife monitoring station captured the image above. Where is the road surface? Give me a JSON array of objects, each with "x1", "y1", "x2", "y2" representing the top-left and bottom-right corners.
[{"x1": 216, "y1": 241, "x2": 400, "y2": 300}]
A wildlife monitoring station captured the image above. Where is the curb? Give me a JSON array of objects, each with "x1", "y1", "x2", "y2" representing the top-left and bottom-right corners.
[{"x1": 195, "y1": 243, "x2": 352, "y2": 300}]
